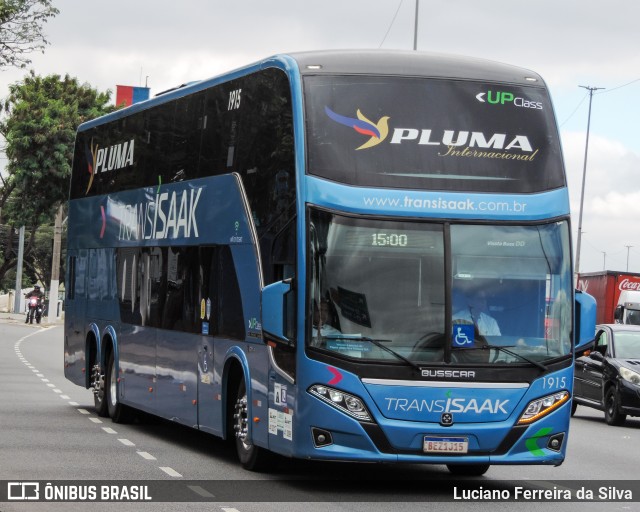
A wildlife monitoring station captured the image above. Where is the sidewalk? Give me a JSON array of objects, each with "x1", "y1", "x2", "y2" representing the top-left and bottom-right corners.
[{"x1": 0, "y1": 311, "x2": 63, "y2": 325}]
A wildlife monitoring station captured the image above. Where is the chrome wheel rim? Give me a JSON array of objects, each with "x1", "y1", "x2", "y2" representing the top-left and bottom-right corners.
[
  {"x1": 234, "y1": 393, "x2": 251, "y2": 451},
  {"x1": 109, "y1": 360, "x2": 117, "y2": 408}
]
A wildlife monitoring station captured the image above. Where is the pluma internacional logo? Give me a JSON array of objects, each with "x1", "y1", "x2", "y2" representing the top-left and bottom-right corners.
[
  {"x1": 324, "y1": 107, "x2": 390, "y2": 150},
  {"x1": 325, "y1": 105, "x2": 537, "y2": 160},
  {"x1": 84, "y1": 138, "x2": 135, "y2": 194}
]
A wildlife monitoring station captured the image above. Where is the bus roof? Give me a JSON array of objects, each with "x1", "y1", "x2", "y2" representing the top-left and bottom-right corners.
[
  {"x1": 289, "y1": 50, "x2": 544, "y2": 85},
  {"x1": 79, "y1": 50, "x2": 544, "y2": 131}
]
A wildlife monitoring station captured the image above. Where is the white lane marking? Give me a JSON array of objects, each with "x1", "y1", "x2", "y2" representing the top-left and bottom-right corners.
[
  {"x1": 15, "y1": 331, "x2": 188, "y2": 482},
  {"x1": 222, "y1": 508, "x2": 241, "y2": 512},
  {"x1": 53, "y1": 389, "x2": 62, "y2": 394},
  {"x1": 159, "y1": 467, "x2": 182, "y2": 478},
  {"x1": 188, "y1": 486, "x2": 215, "y2": 498}
]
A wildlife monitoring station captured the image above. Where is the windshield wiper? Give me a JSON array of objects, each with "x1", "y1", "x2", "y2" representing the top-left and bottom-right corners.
[
  {"x1": 323, "y1": 335, "x2": 422, "y2": 372},
  {"x1": 483, "y1": 344, "x2": 548, "y2": 371}
]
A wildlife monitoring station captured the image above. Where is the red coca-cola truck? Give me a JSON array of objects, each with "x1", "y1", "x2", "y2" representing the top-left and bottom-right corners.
[{"x1": 577, "y1": 271, "x2": 640, "y2": 324}]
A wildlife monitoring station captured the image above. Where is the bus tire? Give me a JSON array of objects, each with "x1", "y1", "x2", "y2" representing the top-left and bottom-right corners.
[
  {"x1": 105, "y1": 351, "x2": 132, "y2": 423},
  {"x1": 233, "y1": 379, "x2": 270, "y2": 471},
  {"x1": 93, "y1": 363, "x2": 109, "y2": 418},
  {"x1": 604, "y1": 387, "x2": 626, "y2": 426},
  {"x1": 446, "y1": 463, "x2": 490, "y2": 476}
]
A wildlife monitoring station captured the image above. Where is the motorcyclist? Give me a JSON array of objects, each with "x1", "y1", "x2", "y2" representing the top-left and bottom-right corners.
[
  {"x1": 26, "y1": 284, "x2": 44, "y2": 300},
  {"x1": 25, "y1": 285, "x2": 44, "y2": 324}
]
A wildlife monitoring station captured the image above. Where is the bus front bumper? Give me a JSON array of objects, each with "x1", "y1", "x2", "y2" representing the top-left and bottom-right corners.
[{"x1": 295, "y1": 402, "x2": 569, "y2": 466}]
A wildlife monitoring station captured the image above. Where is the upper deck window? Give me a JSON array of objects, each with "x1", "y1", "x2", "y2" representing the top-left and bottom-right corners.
[{"x1": 304, "y1": 76, "x2": 565, "y2": 193}]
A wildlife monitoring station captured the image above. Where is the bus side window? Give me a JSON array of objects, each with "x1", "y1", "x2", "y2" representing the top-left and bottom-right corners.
[
  {"x1": 217, "y1": 246, "x2": 245, "y2": 340},
  {"x1": 161, "y1": 246, "x2": 199, "y2": 333},
  {"x1": 75, "y1": 251, "x2": 88, "y2": 299},
  {"x1": 116, "y1": 247, "x2": 141, "y2": 325},
  {"x1": 67, "y1": 256, "x2": 76, "y2": 301},
  {"x1": 271, "y1": 218, "x2": 296, "y2": 283}
]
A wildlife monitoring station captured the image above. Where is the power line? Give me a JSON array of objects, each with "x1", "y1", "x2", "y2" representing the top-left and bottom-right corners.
[
  {"x1": 559, "y1": 77, "x2": 640, "y2": 127},
  {"x1": 559, "y1": 91, "x2": 588, "y2": 127},
  {"x1": 596, "y1": 77, "x2": 640, "y2": 95},
  {"x1": 378, "y1": 0, "x2": 404, "y2": 48}
]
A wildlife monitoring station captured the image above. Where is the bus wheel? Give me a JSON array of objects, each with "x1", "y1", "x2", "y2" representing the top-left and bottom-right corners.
[
  {"x1": 233, "y1": 379, "x2": 270, "y2": 471},
  {"x1": 92, "y1": 363, "x2": 108, "y2": 417},
  {"x1": 105, "y1": 352, "x2": 131, "y2": 423},
  {"x1": 446, "y1": 463, "x2": 490, "y2": 476}
]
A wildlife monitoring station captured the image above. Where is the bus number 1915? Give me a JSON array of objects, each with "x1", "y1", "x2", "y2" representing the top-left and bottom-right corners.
[{"x1": 228, "y1": 89, "x2": 242, "y2": 111}]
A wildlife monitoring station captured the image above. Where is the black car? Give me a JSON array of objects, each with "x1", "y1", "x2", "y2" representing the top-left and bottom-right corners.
[{"x1": 573, "y1": 324, "x2": 640, "y2": 426}]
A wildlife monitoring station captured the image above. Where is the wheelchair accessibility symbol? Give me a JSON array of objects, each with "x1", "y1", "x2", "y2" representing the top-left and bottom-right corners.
[{"x1": 452, "y1": 324, "x2": 475, "y2": 347}]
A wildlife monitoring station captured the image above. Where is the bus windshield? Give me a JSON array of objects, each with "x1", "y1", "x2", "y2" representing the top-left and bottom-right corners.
[
  {"x1": 305, "y1": 75, "x2": 564, "y2": 193},
  {"x1": 308, "y1": 209, "x2": 572, "y2": 365}
]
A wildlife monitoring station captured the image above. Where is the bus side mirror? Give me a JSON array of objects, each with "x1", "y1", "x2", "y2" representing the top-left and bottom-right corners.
[
  {"x1": 589, "y1": 350, "x2": 604, "y2": 362},
  {"x1": 574, "y1": 289, "x2": 597, "y2": 351},
  {"x1": 262, "y1": 279, "x2": 296, "y2": 347}
]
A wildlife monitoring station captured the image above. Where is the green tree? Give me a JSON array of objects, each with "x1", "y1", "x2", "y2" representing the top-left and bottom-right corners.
[
  {"x1": 0, "y1": 0, "x2": 59, "y2": 69},
  {"x1": 0, "y1": 73, "x2": 113, "y2": 285},
  {"x1": 1, "y1": 72, "x2": 113, "y2": 225}
]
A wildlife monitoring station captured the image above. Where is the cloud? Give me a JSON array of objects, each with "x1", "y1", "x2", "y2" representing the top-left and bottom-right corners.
[
  {"x1": 592, "y1": 190, "x2": 640, "y2": 217},
  {"x1": 563, "y1": 131, "x2": 640, "y2": 203},
  {"x1": 562, "y1": 130, "x2": 640, "y2": 271}
]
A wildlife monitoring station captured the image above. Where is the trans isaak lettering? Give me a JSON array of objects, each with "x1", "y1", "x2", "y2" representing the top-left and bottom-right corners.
[
  {"x1": 116, "y1": 188, "x2": 202, "y2": 241},
  {"x1": 385, "y1": 397, "x2": 509, "y2": 414}
]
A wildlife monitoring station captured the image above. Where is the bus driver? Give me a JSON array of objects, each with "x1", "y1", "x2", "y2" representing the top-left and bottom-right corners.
[{"x1": 453, "y1": 291, "x2": 501, "y2": 336}]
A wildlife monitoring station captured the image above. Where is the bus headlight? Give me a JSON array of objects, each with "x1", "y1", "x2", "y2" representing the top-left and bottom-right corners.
[
  {"x1": 308, "y1": 385, "x2": 372, "y2": 422},
  {"x1": 517, "y1": 391, "x2": 569, "y2": 425},
  {"x1": 620, "y1": 367, "x2": 640, "y2": 386}
]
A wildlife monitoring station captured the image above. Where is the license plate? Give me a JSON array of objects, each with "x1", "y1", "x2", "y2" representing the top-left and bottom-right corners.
[{"x1": 423, "y1": 436, "x2": 468, "y2": 454}]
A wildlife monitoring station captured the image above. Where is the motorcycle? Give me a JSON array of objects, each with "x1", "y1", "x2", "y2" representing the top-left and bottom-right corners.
[{"x1": 25, "y1": 296, "x2": 43, "y2": 324}]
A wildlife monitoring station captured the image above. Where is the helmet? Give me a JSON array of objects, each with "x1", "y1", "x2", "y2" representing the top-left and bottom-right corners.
[{"x1": 34, "y1": 285, "x2": 40, "y2": 290}]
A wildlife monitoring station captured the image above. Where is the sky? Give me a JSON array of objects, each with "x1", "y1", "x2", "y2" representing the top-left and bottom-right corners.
[{"x1": 1, "y1": 0, "x2": 639, "y2": 274}]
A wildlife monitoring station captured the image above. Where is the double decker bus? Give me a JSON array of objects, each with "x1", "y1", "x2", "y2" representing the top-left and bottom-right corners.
[{"x1": 64, "y1": 50, "x2": 596, "y2": 475}]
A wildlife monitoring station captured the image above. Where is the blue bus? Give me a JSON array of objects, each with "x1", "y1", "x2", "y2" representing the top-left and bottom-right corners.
[{"x1": 64, "y1": 50, "x2": 596, "y2": 475}]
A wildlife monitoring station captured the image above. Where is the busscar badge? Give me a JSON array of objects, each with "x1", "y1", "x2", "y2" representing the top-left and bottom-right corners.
[{"x1": 441, "y1": 413, "x2": 453, "y2": 426}]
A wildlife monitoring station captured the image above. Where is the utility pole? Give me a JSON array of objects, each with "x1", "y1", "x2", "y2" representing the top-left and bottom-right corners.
[
  {"x1": 413, "y1": 0, "x2": 419, "y2": 50},
  {"x1": 602, "y1": 251, "x2": 606, "y2": 271},
  {"x1": 626, "y1": 245, "x2": 633, "y2": 272},
  {"x1": 574, "y1": 85, "x2": 604, "y2": 281},
  {"x1": 48, "y1": 204, "x2": 64, "y2": 322},
  {"x1": 13, "y1": 226, "x2": 25, "y2": 314}
]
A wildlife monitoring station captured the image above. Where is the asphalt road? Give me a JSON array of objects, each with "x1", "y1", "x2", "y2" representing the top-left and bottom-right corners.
[{"x1": 0, "y1": 318, "x2": 638, "y2": 512}]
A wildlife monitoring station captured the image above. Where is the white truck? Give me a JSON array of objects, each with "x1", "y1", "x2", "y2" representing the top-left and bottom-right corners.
[{"x1": 614, "y1": 290, "x2": 640, "y2": 325}]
